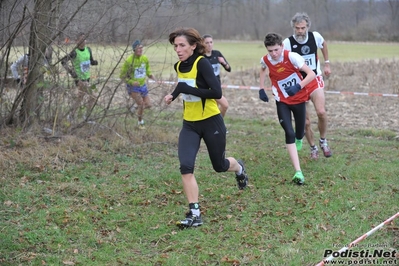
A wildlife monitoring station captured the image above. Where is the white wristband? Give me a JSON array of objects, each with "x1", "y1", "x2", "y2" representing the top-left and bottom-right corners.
[{"x1": 325, "y1": 60, "x2": 330, "y2": 63}]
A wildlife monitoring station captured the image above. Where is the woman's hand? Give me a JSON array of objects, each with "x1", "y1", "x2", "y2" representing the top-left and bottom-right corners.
[{"x1": 164, "y1": 94, "x2": 173, "y2": 105}]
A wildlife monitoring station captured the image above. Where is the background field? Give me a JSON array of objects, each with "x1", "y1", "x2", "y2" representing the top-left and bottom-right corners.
[
  {"x1": 98, "y1": 41, "x2": 399, "y2": 79},
  {"x1": 9, "y1": 41, "x2": 396, "y2": 80},
  {"x1": 1, "y1": 42, "x2": 398, "y2": 266}
]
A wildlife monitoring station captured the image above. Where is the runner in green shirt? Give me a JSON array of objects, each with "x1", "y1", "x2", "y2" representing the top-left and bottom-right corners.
[
  {"x1": 61, "y1": 32, "x2": 98, "y2": 121},
  {"x1": 120, "y1": 40, "x2": 156, "y2": 129}
]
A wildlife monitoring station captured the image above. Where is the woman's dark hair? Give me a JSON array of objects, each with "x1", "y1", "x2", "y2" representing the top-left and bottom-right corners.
[{"x1": 168, "y1": 27, "x2": 205, "y2": 55}]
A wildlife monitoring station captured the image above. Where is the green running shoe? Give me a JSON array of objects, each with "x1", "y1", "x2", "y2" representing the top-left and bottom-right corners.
[
  {"x1": 292, "y1": 170, "x2": 304, "y2": 185},
  {"x1": 295, "y1": 138, "x2": 303, "y2": 151}
]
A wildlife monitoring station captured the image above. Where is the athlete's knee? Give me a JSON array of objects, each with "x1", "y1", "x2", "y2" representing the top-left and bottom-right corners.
[
  {"x1": 145, "y1": 101, "x2": 152, "y2": 109},
  {"x1": 212, "y1": 159, "x2": 229, "y2": 173},
  {"x1": 316, "y1": 108, "x2": 326, "y2": 119},
  {"x1": 135, "y1": 99, "x2": 144, "y2": 107},
  {"x1": 213, "y1": 165, "x2": 226, "y2": 173},
  {"x1": 285, "y1": 131, "x2": 296, "y2": 143},
  {"x1": 180, "y1": 164, "x2": 194, "y2": 175}
]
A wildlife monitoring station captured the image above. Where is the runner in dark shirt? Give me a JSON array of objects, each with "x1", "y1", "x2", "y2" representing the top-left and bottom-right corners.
[{"x1": 203, "y1": 34, "x2": 231, "y2": 119}]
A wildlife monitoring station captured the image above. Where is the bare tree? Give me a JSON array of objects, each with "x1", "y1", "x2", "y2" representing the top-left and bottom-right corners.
[
  {"x1": 20, "y1": 0, "x2": 54, "y2": 126},
  {"x1": 388, "y1": 0, "x2": 399, "y2": 38},
  {"x1": 2, "y1": 0, "x2": 83, "y2": 127},
  {"x1": 0, "y1": 0, "x2": 396, "y2": 133}
]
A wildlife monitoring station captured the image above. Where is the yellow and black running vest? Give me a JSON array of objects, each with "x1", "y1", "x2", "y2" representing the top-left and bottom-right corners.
[{"x1": 176, "y1": 56, "x2": 220, "y2": 121}]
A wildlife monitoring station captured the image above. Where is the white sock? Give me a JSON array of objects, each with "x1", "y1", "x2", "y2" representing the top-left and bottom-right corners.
[
  {"x1": 191, "y1": 208, "x2": 200, "y2": 216},
  {"x1": 236, "y1": 164, "x2": 243, "y2": 175}
]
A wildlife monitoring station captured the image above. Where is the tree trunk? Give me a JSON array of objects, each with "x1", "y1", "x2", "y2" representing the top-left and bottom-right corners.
[{"x1": 20, "y1": 0, "x2": 54, "y2": 127}]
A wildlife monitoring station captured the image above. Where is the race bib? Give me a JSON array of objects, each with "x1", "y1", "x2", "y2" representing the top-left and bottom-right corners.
[
  {"x1": 134, "y1": 64, "x2": 146, "y2": 78},
  {"x1": 212, "y1": 63, "x2": 221, "y2": 76},
  {"x1": 182, "y1": 94, "x2": 201, "y2": 102},
  {"x1": 302, "y1": 54, "x2": 317, "y2": 71},
  {"x1": 178, "y1": 78, "x2": 201, "y2": 102},
  {"x1": 80, "y1": 60, "x2": 90, "y2": 73},
  {"x1": 277, "y1": 73, "x2": 301, "y2": 98}
]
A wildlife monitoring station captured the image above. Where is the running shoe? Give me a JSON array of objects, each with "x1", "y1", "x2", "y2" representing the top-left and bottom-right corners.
[
  {"x1": 138, "y1": 120, "x2": 145, "y2": 130},
  {"x1": 292, "y1": 170, "x2": 305, "y2": 185},
  {"x1": 319, "y1": 139, "x2": 332, "y2": 157},
  {"x1": 295, "y1": 138, "x2": 303, "y2": 151},
  {"x1": 235, "y1": 160, "x2": 249, "y2": 190},
  {"x1": 310, "y1": 146, "x2": 319, "y2": 160},
  {"x1": 176, "y1": 211, "x2": 203, "y2": 229}
]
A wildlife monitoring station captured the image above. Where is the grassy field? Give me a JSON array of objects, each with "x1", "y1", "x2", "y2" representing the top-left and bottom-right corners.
[
  {"x1": 0, "y1": 116, "x2": 398, "y2": 265},
  {"x1": 9, "y1": 41, "x2": 398, "y2": 80},
  {"x1": 1, "y1": 42, "x2": 398, "y2": 265},
  {"x1": 140, "y1": 41, "x2": 399, "y2": 78}
]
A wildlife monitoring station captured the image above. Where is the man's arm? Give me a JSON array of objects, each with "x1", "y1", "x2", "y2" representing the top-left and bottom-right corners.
[
  {"x1": 320, "y1": 40, "x2": 331, "y2": 76},
  {"x1": 119, "y1": 57, "x2": 130, "y2": 81},
  {"x1": 88, "y1": 47, "x2": 98, "y2": 65},
  {"x1": 145, "y1": 57, "x2": 156, "y2": 81},
  {"x1": 148, "y1": 74, "x2": 156, "y2": 81},
  {"x1": 259, "y1": 66, "x2": 268, "y2": 89},
  {"x1": 258, "y1": 63, "x2": 270, "y2": 102},
  {"x1": 259, "y1": 56, "x2": 269, "y2": 89},
  {"x1": 61, "y1": 50, "x2": 78, "y2": 79},
  {"x1": 299, "y1": 63, "x2": 316, "y2": 88}
]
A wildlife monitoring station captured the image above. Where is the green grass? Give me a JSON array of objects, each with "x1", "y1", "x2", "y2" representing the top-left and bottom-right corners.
[
  {"x1": 0, "y1": 116, "x2": 398, "y2": 265},
  {"x1": 141, "y1": 41, "x2": 399, "y2": 78},
  {"x1": 326, "y1": 42, "x2": 399, "y2": 63},
  {"x1": 2, "y1": 41, "x2": 398, "y2": 265}
]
